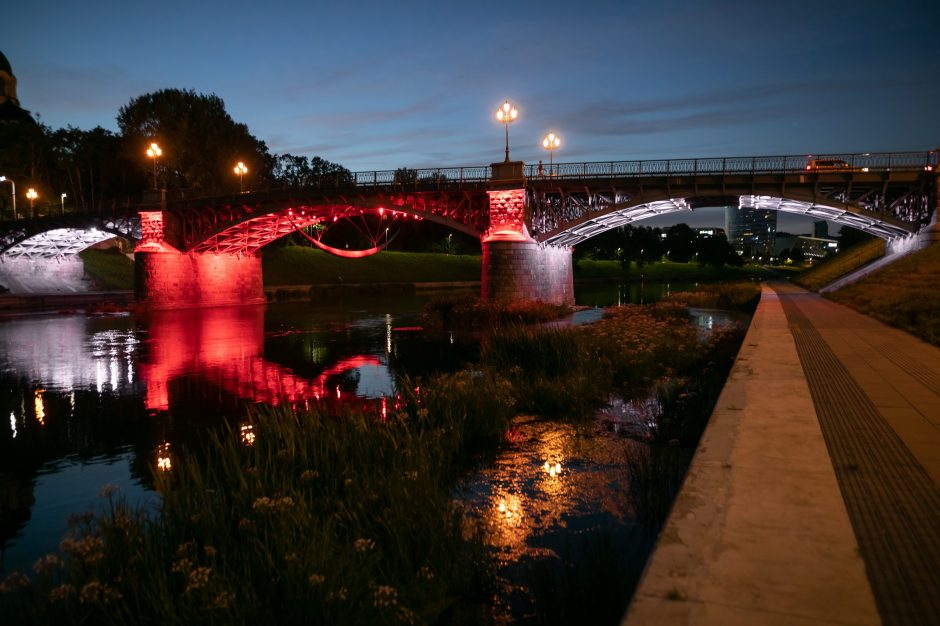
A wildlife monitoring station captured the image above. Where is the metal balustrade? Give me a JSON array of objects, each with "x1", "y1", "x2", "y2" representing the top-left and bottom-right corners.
[{"x1": 340, "y1": 150, "x2": 935, "y2": 187}]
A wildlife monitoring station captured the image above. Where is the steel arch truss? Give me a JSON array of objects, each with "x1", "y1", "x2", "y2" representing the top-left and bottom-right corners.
[
  {"x1": 0, "y1": 215, "x2": 140, "y2": 259},
  {"x1": 539, "y1": 199, "x2": 690, "y2": 247},
  {"x1": 176, "y1": 190, "x2": 489, "y2": 253},
  {"x1": 738, "y1": 196, "x2": 912, "y2": 239}
]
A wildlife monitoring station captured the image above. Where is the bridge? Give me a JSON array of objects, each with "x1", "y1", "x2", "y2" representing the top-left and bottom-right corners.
[{"x1": 0, "y1": 150, "x2": 936, "y2": 308}]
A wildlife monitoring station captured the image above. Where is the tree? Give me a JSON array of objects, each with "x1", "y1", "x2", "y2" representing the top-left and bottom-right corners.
[
  {"x1": 117, "y1": 89, "x2": 271, "y2": 195},
  {"x1": 838, "y1": 225, "x2": 874, "y2": 250}
]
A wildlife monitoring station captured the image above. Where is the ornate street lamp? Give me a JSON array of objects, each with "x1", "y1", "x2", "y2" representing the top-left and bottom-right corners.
[
  {"x1": 0, "y1": 175, "x2": 15, "y2": 220},
  {"x1": 542, "y1": 132, "x2": 560, "y2": 176},
  {"x1": 234, "y1": 161, "x2": 248, "y2": 193},
  {"x1": 146, "y1": 142, "x2": 162, "y2": 190},
  {"x1": 26, "y1": 187, "x2": 37, "y2": 218},
  {"x1": 495, "y1": 100, "x2": 518, "y2": 162}
]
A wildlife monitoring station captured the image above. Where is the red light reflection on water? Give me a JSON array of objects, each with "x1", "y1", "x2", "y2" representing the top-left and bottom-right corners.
[{"x1": 139, "y1": 306, "x2": 382, "y2": 412}]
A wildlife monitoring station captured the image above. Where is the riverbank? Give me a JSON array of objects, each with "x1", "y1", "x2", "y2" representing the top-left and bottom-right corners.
[{"x1": 626, "y1": 281, "x2": 940, "y2": 626}]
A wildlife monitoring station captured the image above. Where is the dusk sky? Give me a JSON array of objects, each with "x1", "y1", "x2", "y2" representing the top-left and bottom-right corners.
[{"x1": 5, "y1": 0, "x2": 939, "y2": 232}]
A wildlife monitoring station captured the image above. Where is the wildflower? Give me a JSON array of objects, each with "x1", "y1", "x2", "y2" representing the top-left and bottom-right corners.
[
  {"x1": 98, "y1": 484, "x2": 121, "y2": 499},
  {"x1": 79, "y1": 580, "x2": 122, "y2": 605},
  {"x1": 276, "y1": 496, "x2": 295, "y2": 511},
  {"x1": 171, "y1": 559, "x2": 193, "y2": 574},
  {"x1": 210, "y1": 590, "x2": 235, "y2": 609},
  {"x1": 404, "y1": 470, "x2": 418, "y2": 480},
  {"x1": 344, "y1": 478, "x2": 353, "y2": 487},
  {"x1": 416, "y1": 408, "x2": 429, "y2": 419},
  {"x1": 0, "y1": 571, "x2": 30, "y2": 593},
  {"x1": 238, "y1": 518, "x2": 255, "y2": 531},
  {"x1": 308, "y1": 574, "x2": 326, "y2": 586},
  {"x1": 397, "y1": 605, "x2": 418, "y2": 624},
  {"x1": 203, "y1": 546, "x2": 217, "y2": 559},
  {"x1": 252, "y1": 496, "x2": 275, "y2": 513},
  {"x1": 417, "y1": 565, "x2": 435, "y2": 580},
  {"x1": 373, "y1": 585, "x2": 399, "y2": 608},
  {"x1": 284, "y1": 552, "x2": 299, "y2": 563},
  {"x1": 353, "y1": 538, "x2": 376, "y2": 552},
  {"x1": 326, "y1": 587, "x2": 348, "y2": 602},
  {"x1": 175, "y1": 541, "x2": 196, "y2": 558},
  {"x1": 33, "y1": 554, "x2": 63, "y2": 574},
  {"x1": 185, "y1": 566, "x2": 212, "y2": 593},
  {"x1": 49, "y1": 583, "x2": 75, "y2": 602},
  {"x1": 300, "y1": 469, "x2": 319, "y2": 482}
]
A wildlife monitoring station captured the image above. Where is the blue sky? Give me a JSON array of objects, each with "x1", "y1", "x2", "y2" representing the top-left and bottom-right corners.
[{"x1": 5, "y1": 0, "x2": 938, "y2": 232}]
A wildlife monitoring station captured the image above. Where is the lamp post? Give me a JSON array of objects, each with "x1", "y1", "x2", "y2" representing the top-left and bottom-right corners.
[
  {"x1": 26, "y1": 188, "x2": 37, "y2": 218},
  {"x1": 0, "y1": 176, "x2": 15, "y2": 220},
  {"x1": 542, "y1": 132, "x2": 560, "y2": 176},
  {"x1": 146, "y1": 142, "x2": 162, "y2": 190},
  {"x1": 61, "y1": 193, "x2": 67, "y2": 215},
  {"x1": 234, "y1": 161, "x2": 248, "y2": 193},
  {"x1": 495, "y1": 100, "x2": 518, "y2": 162}
]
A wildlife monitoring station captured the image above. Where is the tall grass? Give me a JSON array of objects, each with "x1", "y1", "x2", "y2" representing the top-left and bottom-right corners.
[
  {"x1": 262, "y1": 248, "x2": 482, "y2": 286},
  {"x1": 792, "y1": 238, "x2": 885, "y2": 291},
  {"x1": 1, "y1": 283, "x2": 754, "y2": 624},
  {"x1": 0, "y1": 380, "x2": 520, "y2": 625},
  {"x1": 827, "y1": 243, "x2": 940, "y2": 346}
]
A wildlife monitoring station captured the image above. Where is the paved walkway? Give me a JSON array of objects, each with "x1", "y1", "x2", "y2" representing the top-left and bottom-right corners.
[{"x1": 624, "y1": 282, "x2": 940, "y2": 626}]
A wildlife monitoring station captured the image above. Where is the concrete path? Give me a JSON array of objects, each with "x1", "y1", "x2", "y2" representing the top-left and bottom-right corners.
[{"x1": 624, "y1": 282, "x2": 940, "y2": 626}]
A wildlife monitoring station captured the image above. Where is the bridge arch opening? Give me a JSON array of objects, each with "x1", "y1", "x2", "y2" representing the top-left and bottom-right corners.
[{"x1": 535, "y1": 195, "x2": 917, "y2": 249}]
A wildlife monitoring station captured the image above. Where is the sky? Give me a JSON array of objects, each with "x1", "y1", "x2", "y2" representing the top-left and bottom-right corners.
[{"x1": 5, "y1": 0, "x2": 939, "y2": 234}]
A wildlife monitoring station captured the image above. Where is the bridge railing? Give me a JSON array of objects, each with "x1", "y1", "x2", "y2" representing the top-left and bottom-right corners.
[
  {"x1": 340, "y1": 150, "x2": 935, "y2": 188},
  {"x1": 521, "y1": 151, "x2": 937, "y2": 180}
]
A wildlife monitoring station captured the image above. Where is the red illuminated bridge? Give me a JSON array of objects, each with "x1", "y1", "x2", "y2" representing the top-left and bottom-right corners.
[{"x1": 0, "y1": 150, "x2": 936, "y2": 308}]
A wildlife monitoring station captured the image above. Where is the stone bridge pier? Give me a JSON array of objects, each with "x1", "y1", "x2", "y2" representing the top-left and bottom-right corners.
[
  {"x1": 481, "y1": 163, "x2": 574, "y2": 306},
  {"x1": 134, "y1": 210, "x2": 265, "y2": 309}
]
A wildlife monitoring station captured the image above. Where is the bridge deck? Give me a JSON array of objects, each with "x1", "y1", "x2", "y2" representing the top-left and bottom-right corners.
[{"x1": 624, "y1": 282, "x2": 940, "y2": 626}]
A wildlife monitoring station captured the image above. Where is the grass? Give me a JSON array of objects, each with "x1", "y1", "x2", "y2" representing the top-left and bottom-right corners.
[
  {"x1": 0, "y1": 376, "x2": 520, "y2": 625},
  {"x1": 791, "y1": 238, "x2": 885, "y2": 291},
  {"x1": 262, "y1": 247, "x2": 482, "y2": 286},
  {"x1": 826, "y1": 243, "x2": 940, "y2": 347},
  {"x1": 422, "y1": 296, "x2": 571, "y2": 330},
  {"x1": 80, "y1": 244, "x2": 774, "y2": 295},
  {"x1": 78, "y1": 248, "x2": 135, "y2": 291},
  {"x1": 574, "y1": 258, "x2": 775, "y2": 282}
]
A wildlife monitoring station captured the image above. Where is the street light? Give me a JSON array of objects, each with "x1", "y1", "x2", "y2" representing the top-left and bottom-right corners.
[
  {"x1": 233, "y1": 161, "x2": 248, "y2": 193},
  {"x1": 146, "y1": 142, "x2": 162, "y2": 190},
  {"x1": 0, "y1": 176, "x2": 15, "y2": 220},
  {"x1": 26, "y1": 188, "x2": 37, "y2": 218},
  {"x1": 61, "y1": 193, "x2": 67, "y2": 215},
  {"x1": 542, "y1": 132, "x2": 560, "y2": 176},
  {"x1": 495, "y1": 100, "x2": 518, "y2": 162}
]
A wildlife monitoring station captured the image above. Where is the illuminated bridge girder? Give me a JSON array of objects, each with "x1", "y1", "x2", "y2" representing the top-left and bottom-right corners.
[
  {"x1": 0, "y1": 215, "x2": 140, "y2": 259},
  {"x1": 176, "y1": 191, "x2": 489, "y2": 253},
  {"x1": 528, "y1": 172, "x2": 932, "y2": 246}
]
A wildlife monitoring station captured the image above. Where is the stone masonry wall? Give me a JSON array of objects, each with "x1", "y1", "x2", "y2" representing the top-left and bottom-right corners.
[
  {"x1": 135, "y1": 250, "x2": 265, "y2": 309},
  {"x1": 481, "y1": 239, "x2": 573, "y2": 305},
  {"x1": 0, "y1": 256, "x2": 89, "y2": 293}
]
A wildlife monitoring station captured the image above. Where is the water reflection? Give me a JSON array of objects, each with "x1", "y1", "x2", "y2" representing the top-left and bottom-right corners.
[{"x1": 0, "y1": 296, "x2": 477, "y2": 573}]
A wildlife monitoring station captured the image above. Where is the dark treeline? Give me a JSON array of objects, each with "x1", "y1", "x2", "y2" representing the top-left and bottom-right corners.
[
  {"x1": 577, "y1": 223, "x2": 743, "y2": 268},
  {"x1": 0, "y1": 88, "x2": 350, "y2": 217}
]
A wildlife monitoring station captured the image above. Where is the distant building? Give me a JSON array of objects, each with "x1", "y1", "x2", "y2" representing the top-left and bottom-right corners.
[
  {"x1": 797, "y1": 236, "x2": 839, "y2": 258},
  {"x1": 773, "y1": 233, "x2": 798, "y2": 256},
  {"x1": 724, "y1": 206, "x2": 777, "y2": 258},
  {"x1": 813, "y1": 220, "x2": 829, "y2": 239}
]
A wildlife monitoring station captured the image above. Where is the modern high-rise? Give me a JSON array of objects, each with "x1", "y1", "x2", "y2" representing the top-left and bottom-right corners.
[{"x1": 724, "y1": 206, "x2": 777, "y2": 258}]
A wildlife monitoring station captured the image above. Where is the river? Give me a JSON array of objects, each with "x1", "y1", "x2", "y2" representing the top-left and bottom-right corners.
[{"x1": 0, "y1": 280, "x2": 743, "y2": 621}]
